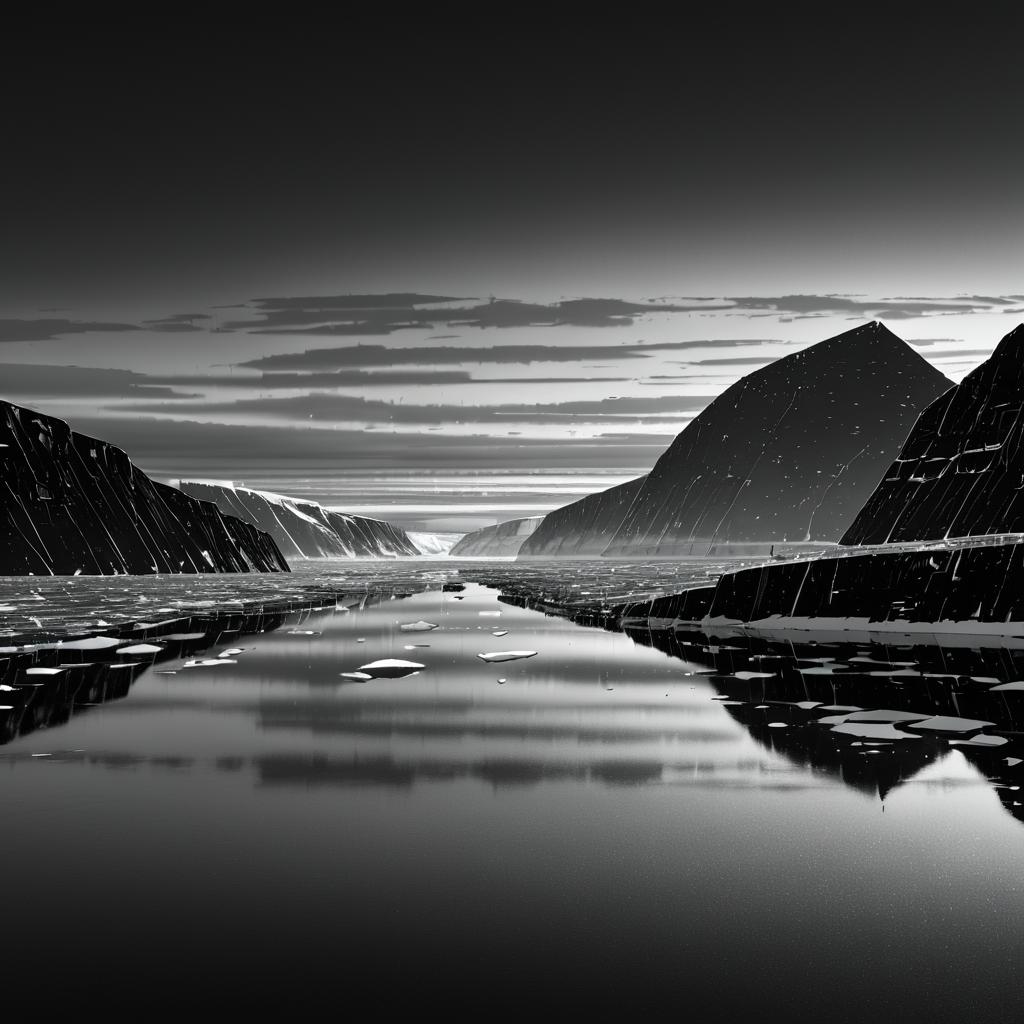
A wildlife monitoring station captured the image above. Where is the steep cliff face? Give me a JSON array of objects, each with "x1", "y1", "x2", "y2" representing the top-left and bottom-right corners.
[
  {"x1": 449, "y1": 516, "x2": 543, "y2": 557},
  {"x1": 518, "y1": 477, "x2": 645, "y2": 558},
  {"x1": 175, "y1": 481, "x2": 420, "y2": 558},
  {"x1": 596, "y1": 322, "x2": 952, "y2": 556},
  {"x1": 841, "y1": 324, "x2": 1024, "y2": 545},
  {"x1": 0, "y1": 401, "x2": 289, "y2": 574}
]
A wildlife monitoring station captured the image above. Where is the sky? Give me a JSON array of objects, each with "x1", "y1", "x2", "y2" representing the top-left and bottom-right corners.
[{"x1": 2, "y1": 13, "x2": 1022, "y2": 531}]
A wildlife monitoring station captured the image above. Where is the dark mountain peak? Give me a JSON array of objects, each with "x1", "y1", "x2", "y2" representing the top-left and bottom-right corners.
[
  {"x1": 760, "y1": 320, "x2": 947, "y2": 385},
  {"x1": 841, "y1": 324, "x2": 1024, "y2": 545}
]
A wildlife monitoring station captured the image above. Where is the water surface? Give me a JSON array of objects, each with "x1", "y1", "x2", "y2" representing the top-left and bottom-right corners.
[{"x1": 3, "y1": 573, "x2": 1023, "y2": 1018}]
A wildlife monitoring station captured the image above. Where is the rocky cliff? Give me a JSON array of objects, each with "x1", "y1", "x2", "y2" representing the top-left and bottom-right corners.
[
  {"x1": 175, "y1": 481, "x2": 420, "y2": 559},
  {"x1": 0, "y1": 401, "x2": 289, "y2": 574},
  {"x1": 449, "y1": 516, "x2": 543, "y2": 557},
  {"x1": 528, "y1": 323, "x2": 951, "y2": 558},
  {"x1": 841, "y1": 324, "x2": 1024, "y2": 545}
]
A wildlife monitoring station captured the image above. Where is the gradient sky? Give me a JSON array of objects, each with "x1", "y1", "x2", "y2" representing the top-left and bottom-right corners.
[{"x1": 2, "y1": 14, "x2": 1022, "y2": 530}]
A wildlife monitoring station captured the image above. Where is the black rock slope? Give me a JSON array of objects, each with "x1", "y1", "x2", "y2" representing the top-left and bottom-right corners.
[
  {"x1": 0, "y1": 401, "x2": 289, "y2": 575},
  {"x1": 176, "y1": 481, "x2": 420, "y2": 559},
  {"x1": 449, "y1": 517, "x2": 542, "y2": 557},
  {"x1": 596, "y1": 322, "x2": 952, "y2": 556},
  {"x1": 841, "y1": 324, "x2": 1024, "y2": 545},
  {"x1": 518, "y1": 477, "x2": 645, "y2": 558}
]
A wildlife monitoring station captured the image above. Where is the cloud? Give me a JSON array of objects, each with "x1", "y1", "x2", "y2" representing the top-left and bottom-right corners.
[
  {"x1": 0, "y1": 363, "x2": 198, "y2": 399},
  {"x1": 227, "y1": 295, "x2": 734, "y2": 334},
  {"x1": 694, "y1": 355, "x2": 778, "y2": 366},
  {"x1": 113, "y1": 391, "x2": 717, "y2": 425},
  {"x1": 0, "y1": 318, "x2": 139, "y2": 343},
  {"x1": 142, "y1": 312, "x2": 212, "y2": 332},
  {"x1": 920, "y1": 348, "x2": 994, "y2": 360},
  {"x1": 726, "y1": 294, "x2": 1010, "y2": 318},
  {"x1": 151, "y1": 369, "x2": 478, "y2": 388},
  {"x1": 237, "y1": 338, "x2": 780, "y2": 372},
  {"x1": 65, "y1": 416, "x2": 672, "y2": 473}
]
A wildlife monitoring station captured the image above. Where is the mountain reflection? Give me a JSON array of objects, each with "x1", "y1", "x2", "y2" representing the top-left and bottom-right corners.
[{"x1": 5, "y1": 578, "x2": 1024, "y2": 831}]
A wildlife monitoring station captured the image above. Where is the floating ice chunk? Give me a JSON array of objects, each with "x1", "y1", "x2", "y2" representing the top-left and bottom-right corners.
[
  {"x1": 287, "y1": 630, "x2": 321, "y2": 636},
  {"x1": 844, "y1": 710, "x2": 930, "y2": 724},
  {"x1": 732, "y1": 671, "x2": 775, "y2": 679},
  {"x1": 1006, "y1": 757, "x2": 1023, "y2": 767},
  {"x1": 905, "y1": 716, "x2": 995, "y2": 735},
  {"x1": 117, "y1": 643, "x2": 164, "y2": 655},
  {"x1": 340, "y1": 671, "x2": 372, "y2": 681},
  {"x1": 492, "y1": 630, "x2": 509, "y2": 637},
  {"x1": 161, "y1": 633, "x2": 208, "y2": 641},
  {"x1": 768, "y1": 722, "x2": 788, "y2": 729},
  {"x1": 219, "y1": 648, "x2": 248, "y2": 658},
  {"x1": 970, "y1": 676, "x2": 1001, "y2": 684},
  {"x1": 183, "y1": 659, "x2": 235, "y2": 668},
  {"x1": 950, "y1": 735, "x2": 1009, "y2": 748},
  {"x1": 989, "y1": 681, "x2": 1024, "y2": 692},
  {"x1": 357, "y1": 658, "x2": 425, "y2": 679},
  {"x1": 26, "y1": 667, "x2": 64, "y2": 676},
  {"x1": 0, "y1": 605, "x2": 18, "y2": 612},
  {"x1": 60, "y1": 636, "x2": 121, "y2": 651},
  {"x1": 399, "y1": 621, "x2": 438, "y2": 632},
  {"x1": 832, "y1": 723, "x2": 922, "y2": 741},
  {"x1": 479, "y1": 611, "x2": 502, "y2": 617},
  {"x1": 793, "y1": 701, "x2": 822, "y2": 710},
  {"x1": 477, "y1": 651, "x2": 537, "y2": 663}
]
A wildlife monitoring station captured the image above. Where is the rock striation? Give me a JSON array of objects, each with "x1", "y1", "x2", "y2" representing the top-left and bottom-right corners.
[
  {"x1": 175, "y1": 481, "x2": 420, "y2": 559},
  {"x1": 0, "y1": 401, "x2": 288, "y2": 574}
]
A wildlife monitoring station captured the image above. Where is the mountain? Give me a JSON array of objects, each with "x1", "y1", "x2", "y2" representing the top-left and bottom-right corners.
[
  {"x1": 612, "y1": 325, "x2": 1024, "y2": 635},
  {"x1": 555, "y1": 322, "x2": 951, "y2": 557},
  {"x1": 407, "y1": 532, "x2": 463, "y2": 556},
  {"x1": 0, "y1": 401, "x2": 288, "y2": 574},
  {"x1": 841, "y1": 324, "x2": 1024, "y2": 544},
  {"x1": 519, "y1": 477, "x2": 645, "y2": 557},
  {"x1": 449, "y1": 516, "x2": 543, "y2": 557},
  {"x1": 175, "y1": 481, "x2": 420, "y2": 559}
]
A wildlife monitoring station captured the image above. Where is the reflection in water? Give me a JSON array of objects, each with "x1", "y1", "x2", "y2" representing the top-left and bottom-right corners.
[{"x1": 6, "y1": 572, "x2": 1024, "y2": 1017}]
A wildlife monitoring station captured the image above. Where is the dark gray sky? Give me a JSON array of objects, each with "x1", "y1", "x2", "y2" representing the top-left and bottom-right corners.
[{"x1": 2, "y1": 13, "x2": 1022, "y2": 529}]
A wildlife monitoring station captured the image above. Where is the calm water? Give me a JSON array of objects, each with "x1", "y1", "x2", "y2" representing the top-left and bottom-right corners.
[{"x1": 3, "y1": 573, "x2": 1024, "y2": 1018}]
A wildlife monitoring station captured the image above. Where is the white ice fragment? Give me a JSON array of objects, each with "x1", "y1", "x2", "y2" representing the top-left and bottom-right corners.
[
  {"x1": 182, "y1": 659, "x2": 235, "y2": 667},
  {"x1": 287, "y1": 630, "x2": 321, "y2": 636},
  {"x1": 478, "y1": 611, "x2": 502, "y2": 617},
  {"x1": 905, "y1": 715, "x2": 995, "y2": 734},
  {"x1": 117, "y1": 643, "x2": 164, "y2": 655},
  {"x1": 477, "y1": 651, "x2": 537, "y2": 663},
  {"x1": 340, "y1": 671, "x2": 372, "y2": 681},
  {"x1": 767, "y1": 722, "x2": 788, "y2": 729},
  {"x1": 60, "y1": 636, "x2": 121, "y2": 651},
  {"x1": 492, "y1": 630, "x2": 509, "y2": 637},
  {"x1": 732, "y1": 671, "x2": 775, "y2": 680},
  {"x1": 399, "y1": 621, "x2": 439, "y2": 632},
  {"x1": 26, "y1": 667, "x2": 64, "y2": 676},
  {"x1": 357, "y1": 658, "x2": 425, "y2": 679},
  {"x1": 831, "y1": 723, "x2": 922, "y2": 741}
]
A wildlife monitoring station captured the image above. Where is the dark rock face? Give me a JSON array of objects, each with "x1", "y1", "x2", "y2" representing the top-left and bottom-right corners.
[
  {"x1": 695, "y1": 541, "x2": 1024, "y2": 628},
  {"x1": 449, "y1": 516, "x2": 542, "y2": 557},
  {"x1": 175, "y1": 481, "x2": 420, "y2": 559},
  {"x1": 519, "y1": 477, "x2": 645, "y2": 557},
  {"x1": 591, "y1": 322, "x2": 951, "y2": 556},
  {"x1": 0, "y1": 401, "x2": 289, "y2": 574},
  {"x1": 842, "y1": 324, "x2": 1024, "y2": 545}
]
